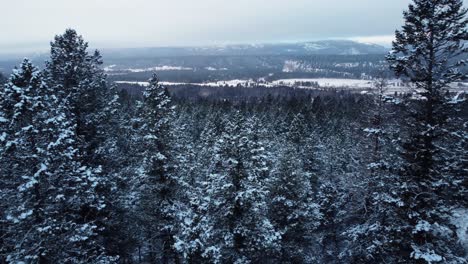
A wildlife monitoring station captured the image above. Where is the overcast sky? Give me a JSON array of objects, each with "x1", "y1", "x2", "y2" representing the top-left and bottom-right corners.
[{"x1": 0, "y1": 0, "x2": 412, "y2": 53}]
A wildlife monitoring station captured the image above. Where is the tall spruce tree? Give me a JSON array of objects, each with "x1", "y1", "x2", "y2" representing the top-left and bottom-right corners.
[
  {"x1": 0, "y1": 55, "x2": 114, "y2": 262},
  {"x1": 39, "y1": 93, "x2": 111, "y2": 263},
  {"x1": 44, "y1": 28, "x2": 111, "y2": 166},
  {"x1": 349, "y1": 0, "x2": 468, "y2": 263},
  {"x1": 0, "y1": 59, "x2": 51, "y2": 262},
  {"x1": 171, "y1": 109, "x2": 207, "y2": 262},
  {"x1": 344, "y1": 96, "x2": 404, "y2": 263},
  {"x1": 136, "y1": 74, "x2": 180, "y2": 263},
  {"x1": 199, "y1": 112, "x2": 280, "y2": 263},
  {"x1": 268, "y1": 113, "x2": 322, "y2": 263}
]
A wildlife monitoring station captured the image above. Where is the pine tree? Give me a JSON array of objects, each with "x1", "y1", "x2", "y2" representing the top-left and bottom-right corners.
[
  {"x1": 173, "y1": 110, "x2": 227, "y2": 263},
  {"x1": 39, "y1": 96, "x2": 111, "y2": 263},
  {"x1": 136, "y1": 74, "x2": 180, "y2": 263},
  {"x1": 200, "y1": 112, "x2": 280, "y2": 263},
  {"x1": 318, "y1": 181, "x2": 355, "y2": 263},
  {"x1": 314, "y1": 115, "x2": 369, "y2": 263},
  {"x1": 344, "y1": 78, "x2": 404, "y2": 263},
  {"x1": 101, "y1": 89, "x2": 142, "y2": 261},
  {"x1": 0, "y1": 59, "x2": 51, "y2": 262},
  {"x1": 269, "y1": 147, "x2": 321, "y2": 263},
  {"x1": 171, "y1": 108, "x2": 205, "y2": 262},
  {"x1": 0, "y1": 57, "x2": 113, "y2": 262},
  {"x1": 269, "y1": 113, "x2": 322, "y2": 263},
  {"x1": 44, "y1": 28, "x2": 110, "y2": 165},
  {"x1": 368, "y1": 0, "x2": 467, "y2": 262},
  {"x1": 42, "y1": 29, "x2": 119, "y2": 260}
]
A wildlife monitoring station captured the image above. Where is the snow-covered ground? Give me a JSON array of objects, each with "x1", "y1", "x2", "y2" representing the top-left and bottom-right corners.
[
  {"x1": 103, "y1": 64, "x2": 117, "y2": 71},
  {"x1": 115, "y1": 81, "x2": 187, "y2": 86},
  {"x1": 272, "y1": 78, "x2": 373, "y2": 88},
  {"x1": 205, "y1": 67, "x2": 228, "y2": 71},
  {"x1": 115, "y1": 79, "x2": 261, "y2": 87},
  {"x1": 282, "y1": 60, "x2": 333, "y2": 74},
  {"x1": 106, "y1": 65, "x2": 235, "y2": 73},
  {"x1": 127, "y1": 66, "x2": 193, "y2": 72},
  {"x1": 202, "y1": 79, "x2": 261, "y2": 87},
  {"x1": 105, "y1": 66, "x2": 193, "y2": 72},
  {"x1": 334, "y1": 62, "x2": 360, "y2": 68},
  {"x1": 115, "y1": 78, "x2": 468, "y2": 94}
]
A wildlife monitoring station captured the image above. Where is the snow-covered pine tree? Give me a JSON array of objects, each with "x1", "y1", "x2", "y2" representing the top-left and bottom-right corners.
[
  {"x1": 245, "y1": 115, "x2": 271, "y2": 188},
  {"x1": 170, "y1": 108, "x2": 204, "y2": 261},
  {"x1": 99, "y1": 89, "x2": 144, "y2": 261},
  {"x1": 0, "y1": 57, "x2": 112, "y2": 263},
  {"x1": 194, "y1": 111, "x2": 223, "y2": 183},
  {"x1": 173, "y1": 109, "x2": 228, "y2": 263},
  {"x1": 0, "y1": 59, "x2": 51, "y2": 262},
  {"x1": 200, "y1": 111, "x2": 280, "y2": 263},
  {"x1": 314, "y1": 116, "x2": 367, "y2": 263},
  {"x1": 136, "y1": 74, "x2": 180, "y2": 263},
  {"x1": 38, "y1": 94, "x2": 111, "y2": 263},
  {"x1": 365, "y1": 78, "x2": 389, "y2": 166},
  {"x1": 173, "y1": 173, "x2": 210, "y2": 263},
  {"x1": 381, "y1": 0, "x2": 467, "y2": 262},
  {"x1": 95, "y1": 87, "x2": 140, "y2": 260},
  {"x1": 24, "y1": 29, "x2": 116, "y2": 262},
  {"x1": 343, "y1": 78, "x2": 405, "y2": 263},
  {"x1": 269, "y1": 113, "x2": 322, "y2": 263},
  {"x1": 44, "y1": 28, "x2": 111, "y2": 166}
]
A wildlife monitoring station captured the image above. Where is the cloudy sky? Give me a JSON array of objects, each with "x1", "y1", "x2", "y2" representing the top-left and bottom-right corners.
[{"x1": 0, "y1": 0, "x2": 411, "y2": 53}]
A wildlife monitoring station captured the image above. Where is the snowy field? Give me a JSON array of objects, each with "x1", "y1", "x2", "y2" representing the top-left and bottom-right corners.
[
  {"x1": 105, "y1": 65, "x2": 193, "y2": 72},
  {"x1": 272, "y1": 78, "x2": 375, "y2": 88},
  {"x1": 115, "y1": 79, "x2": 260, "y2": 87},
  {"x1": 115, "y1": 78, "x2": 468, "y2": 94},
  {"x1": 116, "y1": 78, "x2": 377, "y2": 88}
]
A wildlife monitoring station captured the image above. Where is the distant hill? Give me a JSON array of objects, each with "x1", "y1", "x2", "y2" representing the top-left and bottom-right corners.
[
  {"x1": 0, "y1": 40, "x2": 390, "y2": 82},
  {"x1": 101, "y1": 40, "x2": 388, "y2": 58}
]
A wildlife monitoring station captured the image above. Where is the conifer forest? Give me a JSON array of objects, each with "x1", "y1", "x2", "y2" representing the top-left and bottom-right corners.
[{"x1": 0, "y1": 0, "x2": 467, "y2": 263}]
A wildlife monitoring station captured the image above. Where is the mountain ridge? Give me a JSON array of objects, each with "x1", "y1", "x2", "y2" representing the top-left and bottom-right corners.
[{"x1": 100, "y1": 40, "x2": 389, "y2": 58}]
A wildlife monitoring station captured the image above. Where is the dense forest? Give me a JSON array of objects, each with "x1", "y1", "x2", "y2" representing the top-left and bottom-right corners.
[{"x1": 0, "y1": 0, "x2": 467, "y2": 263}]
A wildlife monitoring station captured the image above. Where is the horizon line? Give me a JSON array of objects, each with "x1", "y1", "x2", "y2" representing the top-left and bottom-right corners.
[{"x1": 0, "y1": 35, "x2": 394, "y2": 57}]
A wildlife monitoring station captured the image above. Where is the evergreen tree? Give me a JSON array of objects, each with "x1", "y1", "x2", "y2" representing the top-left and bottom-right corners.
[
  {"x1": 44, "y1": 28, "x2": 111, "y2": 165},
  {"x1": 0, "y1": 57, "x2": 113, "y2": 262},
  {"x1": 0, "y1": 59, "x2": 51, "y2": 262},
  {"x1": 173, "y1": 110, "x2": 227, "y2": 263},
  {"x1": 350, "y1": 0, "x2": 468, "y2": 262},
  {"x1": 136, "y1": 74, "x2": 179, "y2": 263},
  {"x1": 268, "y1": 113, "x2": 322, "y2": 263},
  {"x1": 171, "y1": 109, "x2": 206, "y2": 262},
  {"x1": 269, "y1": 149, "x2": 321, "y2": 263},
  {"x1": 39, "y1": 95, "x2": 111, "y2": 263},
  {"x1": 200, "y1": 112, "x2": 280, "y2": 263},
  {"x1": 344, "y1": 79, "x2": 404, "y2": 263},
  {"x1": 43, "y1": 29, "x2": 119, "y2": 260}
]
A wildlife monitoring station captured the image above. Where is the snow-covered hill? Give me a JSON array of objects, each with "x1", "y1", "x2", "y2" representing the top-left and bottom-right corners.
[{"x1": 102, "y1": 40, "x2": 388, "y2": 58}]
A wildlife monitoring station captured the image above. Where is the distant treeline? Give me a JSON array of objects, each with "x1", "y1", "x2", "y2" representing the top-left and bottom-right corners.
[{"x1": 115, "y1": 82, "x2": 374, "y2": 103}]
